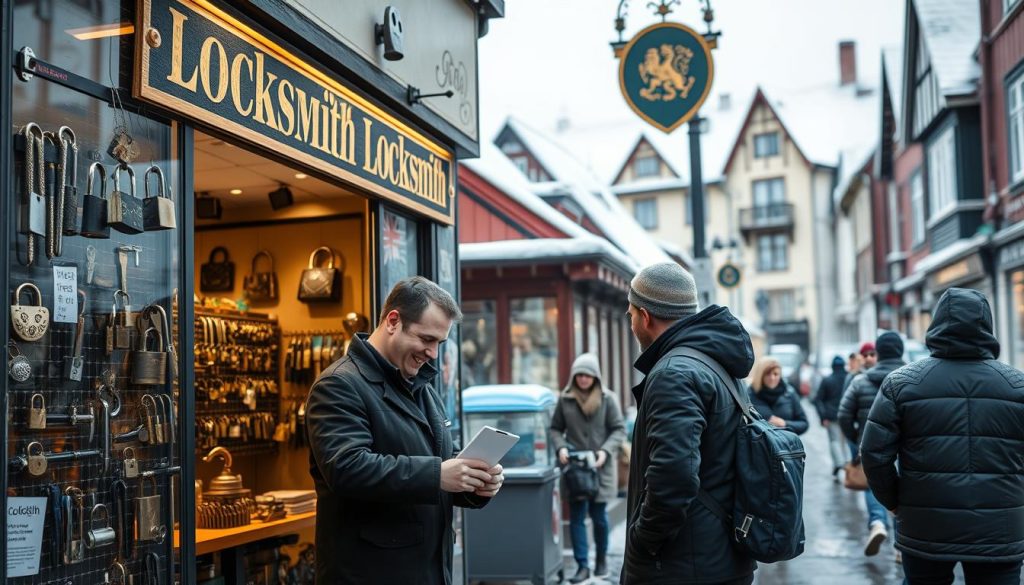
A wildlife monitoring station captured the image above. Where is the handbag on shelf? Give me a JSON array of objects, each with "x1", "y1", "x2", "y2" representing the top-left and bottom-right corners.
[
  {"x1": 298, "y1": 246, "x2": 343, "y2": 303},
  {"x1": 200, "y1": 247, "x2": 235, "y2": 292},
  {"x1": 243, "y1": 250, "x2": 279, "y2": 303}
]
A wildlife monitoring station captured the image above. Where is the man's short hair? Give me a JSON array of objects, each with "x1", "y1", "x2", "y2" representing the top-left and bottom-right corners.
[{"x1": 380, "y1": 276, "x2": 463, "y2": 325}]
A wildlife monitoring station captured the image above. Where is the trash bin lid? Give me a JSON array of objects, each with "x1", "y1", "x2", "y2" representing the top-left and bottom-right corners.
[{"x1": 463, "y1": 384, "x2": 556, "y2": 413}]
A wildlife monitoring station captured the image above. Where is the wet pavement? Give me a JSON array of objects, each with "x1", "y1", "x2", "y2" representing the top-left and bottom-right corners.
[{"x1": 481, "y1": 402, "x2": 991, "y2": 584}]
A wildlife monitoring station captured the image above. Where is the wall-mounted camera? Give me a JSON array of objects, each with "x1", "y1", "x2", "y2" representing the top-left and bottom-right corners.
[{"x1": 375, "y1": 6, "x2": 404, "y2": 61}]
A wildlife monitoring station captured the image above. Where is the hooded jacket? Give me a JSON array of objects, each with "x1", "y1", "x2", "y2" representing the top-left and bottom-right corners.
[
  {"x1": 622, "y1": 306, "x2": 757, "y2": 584},
  {"x1": 550, "y1": 353, "x2": 626, "y2": 503},
  {"x1": 814, "y1": 357, "x2": 848, "y2": 422},
  {"x1": 861, "y1": 288, "x2": 1024, "y2": 562},
  {"x1": 749, "y1": 381, "x2": 809, "y2": 435},
  {"x1": 837, "y1": 356, "x2": 906, "y2": 446}
]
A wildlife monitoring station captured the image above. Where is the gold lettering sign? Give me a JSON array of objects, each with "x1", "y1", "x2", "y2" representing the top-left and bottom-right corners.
[{"x1": 135, "y1": 0, "x2": 455, "y2": 224}]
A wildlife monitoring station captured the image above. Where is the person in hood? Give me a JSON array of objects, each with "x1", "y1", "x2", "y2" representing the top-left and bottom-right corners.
[
  {"x1": 814, "y1": 356, "x2": 850, "y2": 480},
  {"x1": 861, "y1": 288, "x2": 1024, "y2": 584},
  {"x1": 550, "y1": 353, "x2": 626, "y2": 583},
  {"x1": 839, "y1": 331, "x2": 906, "y2": 557},
  {"x1": 748, "y1": 356, "x2": 809, "y2": 435},
  {"x1": 622, "y1": 262, "x2": 757, "y2": 585}
]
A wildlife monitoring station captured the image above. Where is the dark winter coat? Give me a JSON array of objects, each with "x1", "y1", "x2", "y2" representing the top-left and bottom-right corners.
[
  {"x1": 749, "y1": 382, "x2": 809, "y2": 435},
  {"x1": 861, "y1": 288, "x2": 1024, "y2": 562},
  {"x1": 837, "y1": 357, "x2": 905, "y2": 447},
  {"x1": 622, "y1": 305, "x2": 757, "y2": 585},
  {"x1": 814, "y1": 360, "x2": 848, "y2": 422},
  {"x1": 306, "y1": 334, "x2": 488, "y2": 584}
]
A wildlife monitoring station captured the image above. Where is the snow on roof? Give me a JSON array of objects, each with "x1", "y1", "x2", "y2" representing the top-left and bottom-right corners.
[
  {"x1": 459, "y1": 237, "x2": 638, "y2": 276},
  {"x1": 497, "y1": 118, "x2": 678, "y2": 268},
  {"x1": 611, "y1": 177, "x2": 691, "y2": 196},
  {"x1": 913, "y1": 0, "x2": 980, "y2": 97}
]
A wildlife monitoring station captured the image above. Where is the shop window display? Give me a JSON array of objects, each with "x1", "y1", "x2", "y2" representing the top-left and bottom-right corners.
[
  {"x1": 510, "y1": 297, "x2": 559, "y2": 390},
  {"x1": 461, "y1": 299, "x2": 498, "y2": 388}
]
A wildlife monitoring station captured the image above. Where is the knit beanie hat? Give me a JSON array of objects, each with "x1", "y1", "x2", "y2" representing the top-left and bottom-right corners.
[
  {"x1": 875, "y1": 331, "x2": 904, "y2": 360},
  {"x1": 628, "y1": 262, "x2": 699, "y2": 320},
  {"x1": 569, "y1": 353, "x2": 601, "y2": 380}
]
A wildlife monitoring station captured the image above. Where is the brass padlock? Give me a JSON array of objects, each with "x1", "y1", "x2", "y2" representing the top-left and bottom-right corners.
[
  {"x1": 80, "y1": 162, "x2": 110, "y2": 239},
  {"x1": 21, "y1": 123, "x2": 45, "y2": 237},
  {"x1": 28, "y1": 393, "x2": 46, "y2": 429},
  {"x1": 143, "y1": 165, "x2": 176, "y2": 231},
  {"x1": 135, "y1": 476, "x2": 166, "y2": 543},
  {"x1": 26, "y1": 441, "x2": 47, "y2": 476},
  {"x1": 142, "y1": 394, "x2": 163, "y2": 445},
  {"x1": 85, "y1": 503, "x2": 116, "y2": 549},
  {"x1": 113, "y1": 290, "x2": 134, "y2": 350},
  {"x1": 131, "y1": 327, "x2": 168, "y2": 386},
  {"x1": 123, "y1": 447, "x2": 139, "y2": 479},
  {"x1": 11, "y1": 283, "x2": 50, "y2": 342},
  {"x1": 107, "y1": 164, "x2": 143, "y2": 234}
]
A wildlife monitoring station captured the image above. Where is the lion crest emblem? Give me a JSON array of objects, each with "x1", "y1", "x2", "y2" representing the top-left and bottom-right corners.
[{"x1": 638, "y1": 44, "x2": 696, "y2": 102}]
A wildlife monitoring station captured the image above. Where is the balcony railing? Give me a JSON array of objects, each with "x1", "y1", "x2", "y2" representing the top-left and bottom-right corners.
[{"x1": 739, "y1": 203, "x2": 795, "y2": 237}]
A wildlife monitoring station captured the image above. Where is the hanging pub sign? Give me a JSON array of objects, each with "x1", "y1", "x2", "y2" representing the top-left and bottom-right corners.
[
  {"x1": 134, "y1": 0, "x2": 455, "y2": 225},
  {"x1": 618, "y1": 22, "x2": 714, "y2": 133}
]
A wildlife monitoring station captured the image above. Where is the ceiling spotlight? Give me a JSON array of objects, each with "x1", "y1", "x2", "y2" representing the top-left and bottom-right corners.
[
  {"x1": 268, "y1": 184, "x2": 294, "y2": 210},
  {"x1": 229, "y1": 188, "x2": 242, "y2": 195},
  {"x1": 294, "y1": 173, "x2": 307, "y2": 180}
]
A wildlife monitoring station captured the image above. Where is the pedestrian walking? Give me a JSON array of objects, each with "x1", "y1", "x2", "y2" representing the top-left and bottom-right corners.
[
  {"x1": 305, "y1": 276, "x2": 504, "y2": 584},
  {"x1": 838, "y1": 331, "x2": 905, "y2": 557},
  {"x1": 748, "y1": 356, "x2": 809, "y2": 435},
  {"x1": 843, "y1": 343, "x2": 875, "y2": 392},
  {"x1": 814, "y1": 356, "x2": 850, "y2": 481},
  {"x1": 621, "y1": 262, "x2": 757, "y2": 585},
  {"x1": 550, "y1": 352, "x2": 627, "y2": 583},
  {"x1": 861, "y1": 288, "x2": 1024, "y2": 585}
]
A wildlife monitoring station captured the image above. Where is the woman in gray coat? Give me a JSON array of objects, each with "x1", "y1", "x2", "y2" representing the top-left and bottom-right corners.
[{"x1": 550, "y1": 353, "x2": 626, "y2": 583}]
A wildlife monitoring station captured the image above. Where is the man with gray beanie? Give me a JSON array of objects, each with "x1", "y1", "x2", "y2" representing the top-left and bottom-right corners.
[{"x1": 622, "y1": 262, "x2": 757, "y2": 584}]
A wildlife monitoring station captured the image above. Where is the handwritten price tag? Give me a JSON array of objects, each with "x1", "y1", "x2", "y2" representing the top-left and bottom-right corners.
[{"x1": 52, "y1": 266, "x2": 78, "y2": 324}]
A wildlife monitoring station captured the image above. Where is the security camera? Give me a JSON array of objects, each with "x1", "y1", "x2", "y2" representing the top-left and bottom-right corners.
[{"x1": 375, "y1": 6, "x2": 404, "y2": 61}]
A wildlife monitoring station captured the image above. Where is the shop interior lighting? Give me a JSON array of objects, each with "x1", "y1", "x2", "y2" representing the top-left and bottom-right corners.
[
  {"x1": 66, "y1": 22, "x2": 135, "y2": 41},
  {"x1": 294, "y1": 173, "x2": 307, "y2": 180},
  {"x1": 229, "y1": 189, "x2": 243, "y2": 195}
]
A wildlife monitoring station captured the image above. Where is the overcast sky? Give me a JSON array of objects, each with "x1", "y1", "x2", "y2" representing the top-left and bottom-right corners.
[{"x1": 477, "y1": 0, "x2": 905, "y2": 141}]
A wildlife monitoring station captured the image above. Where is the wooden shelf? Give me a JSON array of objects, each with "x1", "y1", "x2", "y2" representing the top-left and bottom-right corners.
[{"x1": 175, "y1": 511, "x2": 316, "y2": 555}]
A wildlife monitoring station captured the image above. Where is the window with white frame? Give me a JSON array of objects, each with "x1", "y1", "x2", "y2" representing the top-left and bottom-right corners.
[
  {"x1": 511, "y1": 155, "x2": 529, "y2": 177},
  {"x1": 753, "y1": 178, "x2": 786, "y2": 207},
  {"x1": 757, "y1": 233, "x2": 788, "y2": 271},
  {"x1": 634, "y1": 198, "x2": 658, "y2": 229},
  {"x1": 1009, "y1": 70, "x2": 1024, "y2": 184},
  {"x1": 754, "y1": 132, "x2": 780, "y2": 158},
  {"x1": 1005, "y1": 0, "x2": 1021, "y2": 15},
  {"x1": 911, "y1": 171, "x2": 925, "y2": 245},
  {"x1": 767, "y1": 289, "x2": 796, "y2": 321},
  {"x1": 927, "y1": 125, "x2": 957, "y2": 220},
  {"x1": 634, "y1": 155, "x2": 660, "y2": 178},
  {"x1": 888, "y1": 183, "x2": 902, "y2": 253}
]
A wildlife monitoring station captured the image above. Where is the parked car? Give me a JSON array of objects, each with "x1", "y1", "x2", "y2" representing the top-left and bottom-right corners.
[{"x1": 767, "y1": 344, "x2": 805, "y2": 394}]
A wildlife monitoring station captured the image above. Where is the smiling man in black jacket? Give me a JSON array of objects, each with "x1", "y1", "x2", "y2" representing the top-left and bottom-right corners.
[
  {"x1": 861, "y1": 288, "x2": 1024, "y2": 585},
  {"x1": 306, "y1": 277, "x2": 504, "y2": 584},
  {"x1": 622, "y1": 262, "x2": 757, "y2": 585}
]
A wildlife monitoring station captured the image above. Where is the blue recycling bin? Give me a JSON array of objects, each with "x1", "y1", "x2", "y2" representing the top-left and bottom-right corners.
[{"x1": 462, "y1": 385, "x2": 564, "y2": 585}]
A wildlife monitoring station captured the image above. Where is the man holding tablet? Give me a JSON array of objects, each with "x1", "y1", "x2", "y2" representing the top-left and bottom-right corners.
[{"x1": 306, "y1": 276, "x2": 504, "y2": 584}]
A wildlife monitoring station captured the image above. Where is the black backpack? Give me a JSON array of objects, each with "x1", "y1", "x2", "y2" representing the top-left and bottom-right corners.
[{"x1": 675, "y1": 347, "x2": 807, "y2": 563}]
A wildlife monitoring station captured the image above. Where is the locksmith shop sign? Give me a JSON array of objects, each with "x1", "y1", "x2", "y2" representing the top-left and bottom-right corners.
[{"x1": 135, "y1": 0, "x2": 455, "y2": 224}]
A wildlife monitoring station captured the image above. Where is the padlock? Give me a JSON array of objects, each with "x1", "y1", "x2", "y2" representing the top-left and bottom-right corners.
[
  {"x1": 28, "y1": 393, "x2": 46, "y2": 429},
  {"x1": 59, "y1": 126, "x2": 80, "y2": 236},
  {"x1": 85, "y1": 503, "x2": 116, "y2": 549},
  {"x1": 113, "y1": 290, "x2": 134, "y2": 350},
  {"x1": 8, "y1": 340, "x2": 32, "y2": 383},
  {"x1": 65, "y1": 290, "x2": 86, "y2": 381},
  {"x1": 135, "y1": 476, "x2": 166, "y2": 543},
  {"x1": 21, "y1": 123, "x2": 46, "y2": 237},
  {"x1": 107, "y1": 164, "x2": 143, "y2": 234},
  {"x1": 26, "y1": 441, "x2": 47, "y2": 476},
  {"x1": 80, "y1": 162, "x2": 110, "y2": 239},
  {"x1": 107, "y1": 561, "x2": 128, "y2": 585},
  {"x1": 143, "y1": 165, "x2": 176, "y2": 231},
  {"x1": 123, "y1": 447, "x2": 139, "y2": 479},
  {"x1": 105, "y1": 300, "x2": 116, "y2": 355},
  {"x1": 142, "y1": 394, "x2": 163, "y2": 445},
  {"x1": 11, "y1": 283, "x2": 49, "y2": 342},
  {"x1": 132, "y1": 328, "x2": 168, "y2": 386}
]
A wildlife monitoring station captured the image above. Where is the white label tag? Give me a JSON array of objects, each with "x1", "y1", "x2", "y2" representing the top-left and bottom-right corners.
[
  {"x1": 53, "y1": 266, "x2": 78, "y2": 324},
  {"x1": 6, "y1": 496, "x2": 47, "y2": 577}
]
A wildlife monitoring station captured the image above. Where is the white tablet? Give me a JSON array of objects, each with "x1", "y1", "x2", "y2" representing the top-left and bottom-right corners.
[{"x1": 457, "y1": 426, "x2": 520, "y2": 467}]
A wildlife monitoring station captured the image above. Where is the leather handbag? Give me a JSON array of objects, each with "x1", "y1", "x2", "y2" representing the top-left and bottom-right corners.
[
  {"x1": 298, "y1": 246, "x2": 342, "y2": 303},
  {"x1": 200, "y1": 247, "x2": 235, "y2": 292},
  {"x1": 844, "y1": 459, "x2": 869, "y2": 491},
  {"x1": 563, "y1": 458, "x2": 600, "y2": 502},
  {"x1": 244, "y1": 250, "x2": 278, "y2": 303}
]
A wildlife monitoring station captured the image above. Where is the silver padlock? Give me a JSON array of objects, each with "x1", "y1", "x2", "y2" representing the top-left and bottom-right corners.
[
  {"x1": 123, "y1": 447, "x2": 139, "y2": 479},
  {"x1": 108, "y1": 164, "x2": 143, "y2": 235},
  {"x1": 28, "y1": 393, "x2": 46, "y2": 429},
  {"x1": 131, "y1": 328, "x2": 168, "y2": 386},
  {"x1": 113, "y1": 290, "x2": 134, "y2": 350},
  {"x1": 135, "y1": 476, "x2": 166, "y2": 543},
  {"x1": 85, "y1": 503, "x2": 116, "y2": 549},
  {"x1": 26, "y1": 441, "x2": 47, "y2": 476},
  {"x1": 143, "y1": 165, "x2": 176, "y2": 231}
]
